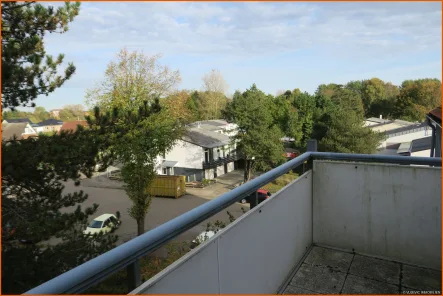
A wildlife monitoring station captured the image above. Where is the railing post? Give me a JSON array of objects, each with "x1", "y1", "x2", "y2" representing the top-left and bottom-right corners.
[
  {"x1": 305, "y1": 139, "x2": 317, "y2": 172},
  {"x1": 250, "y1": 191, "x2": 258, "y2": 209},
  {"x1": 127, "y1": 260, "x2": 141, "y2": 293}
]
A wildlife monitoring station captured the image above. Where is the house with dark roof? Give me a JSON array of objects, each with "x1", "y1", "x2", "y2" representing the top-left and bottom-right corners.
[
  {"x1": 426, "y1": 106, "x2": 442, "y2": 157},
  {"x1": 155, "y1": 120, "x2": 240, "y2": 181},
  {"x1": 2, "y1": 118, "x2": 33, "y2": 124},
  {"x1": 2, "y1": 122, "x2": 38, "y2": 142},
  {"x1": 34, "y1": 119, "x2": 63, "y2": 133}
]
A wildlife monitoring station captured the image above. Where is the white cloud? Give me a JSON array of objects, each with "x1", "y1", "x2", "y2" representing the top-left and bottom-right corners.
[{"x1": 41, "y1": 2, "x2": 440, "y2": 60}]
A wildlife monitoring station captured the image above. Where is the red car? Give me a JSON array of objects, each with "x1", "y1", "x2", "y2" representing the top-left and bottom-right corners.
[{"x1": 240, "y1": 189, "x2": 272, "y2": 204}]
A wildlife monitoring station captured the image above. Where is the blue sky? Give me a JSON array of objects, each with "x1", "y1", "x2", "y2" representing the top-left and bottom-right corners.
[{"x1": 32, "y1": 1, "x2": 442, "y2": 111}]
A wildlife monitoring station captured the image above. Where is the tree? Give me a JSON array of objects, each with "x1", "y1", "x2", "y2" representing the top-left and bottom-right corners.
[
  {"x1": 162, "y1": 91, "x2": 194, "y2": 124},
  {"x1": 224, "y1": 85, "x2": 285, "y2": 182},
  {"x1": 33, "y1": 106, "x2": 50, "y2": 122},
  {"x1": 85, "y1": 48, "x2": 181, "y2": 113},
  {"x1": 394, "y1": 79, "x2": 442, "y2": 122},
  {"x1": 201, "y1": 69, "x2": 229, "y2": 119},
  {"x1": 2, "y1": 128, "x2": 118, "y2": 294},
  {"x1": 59, "y1": 104, "x2": 86, "y2": 121},
  {"x1": 88, "y1": 101, "x2": 183, "y2": 236},
  {"x1": 1, "y1": 2, "x2": 80, "y2": 110},
  {"x1": 272, "y1": 94, "x2": 303, "y2": 146},
  {"x1": 292, "y1": 91, "x2": 317, "y2": 148},
  {"x1": 312, "y1": 97, "x2": 385, "y2": 154},
  {"x1": 361, "y1": 78, "x2": 386, "y2": 116},
  {"x1": 86, "y1": 49, "x2": 184, "y2": 236},
  {"x1": 1, "y1": 3, "x2": 122, "y2": 293}
]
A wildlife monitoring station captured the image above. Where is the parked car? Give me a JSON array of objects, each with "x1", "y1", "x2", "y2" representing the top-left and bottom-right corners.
[
  {"x1": 240, "y1": 189, "x2": 272, "y2": 204},
  {"x1": 190, "y1": 230, "x2": 216, "y2": 249},
  {"x1": 83, "y1": 214, "x2": 121, "y2": 236}
]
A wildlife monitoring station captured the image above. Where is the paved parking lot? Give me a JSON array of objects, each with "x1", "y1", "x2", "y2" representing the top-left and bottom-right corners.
[{"x1": 61, "y1": 170, "x2": 249, "y2": 252}]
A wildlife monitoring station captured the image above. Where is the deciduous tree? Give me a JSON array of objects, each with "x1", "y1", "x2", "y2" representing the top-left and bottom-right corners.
[
  {"x1": 85, "y1": 48, "x2": 181, "y2": 112},
  {"x1": 201, "y1": 69, "x2": 229, "y2": 119}
]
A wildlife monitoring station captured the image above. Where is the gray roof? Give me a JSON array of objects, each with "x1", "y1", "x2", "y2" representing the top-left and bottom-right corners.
[
  {"x1": 385, "y1": 121, "x2": 428, "y2": 136},
  {"x1": 183, "y1": 127, "x2": 231, "y2": 148},
  {"x1": 411, "y1": 136, "x2": 432, "y2": 153},
  {"x1": 38, "y1": 119, "x2": 63, "y2": 126},
  {"x1": 4, "y1": 118, "x2": 33, "y2": 124},
  {"x1": 187, "y1": 120, "x2": 229, "y2": 131},
  {"x1": 395, "y1": 136, "x2": 432, "y2": 155},
  {"x1": 2, "y1": 123, "x2": 28, "y2": 141}
]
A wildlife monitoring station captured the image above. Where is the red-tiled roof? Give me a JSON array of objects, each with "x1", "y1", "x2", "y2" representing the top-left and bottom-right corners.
[
  {"x1": 59, "y1": 121, "x2": 88, "y2": 132},
  {"x1": 428, "y1": 106, "x2": 442, "y2": 123}
]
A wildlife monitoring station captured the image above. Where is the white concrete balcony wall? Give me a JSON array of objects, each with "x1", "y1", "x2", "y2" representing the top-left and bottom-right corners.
[
  {"x1": 132, "y1": 171, "x2": 314, "y2": 294},
  {"x1": 312, "y1": 160, "x2": 441, "y2": 270}
]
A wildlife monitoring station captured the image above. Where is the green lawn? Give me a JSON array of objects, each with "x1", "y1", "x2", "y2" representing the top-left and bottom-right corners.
[{"x1": 262, "y1": 171, "x2": 299, "y2": 193}]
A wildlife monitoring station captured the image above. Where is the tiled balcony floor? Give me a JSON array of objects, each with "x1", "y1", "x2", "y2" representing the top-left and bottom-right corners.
[{"x1": 282, "y1": 246, "x2": 442, "y2": 295}]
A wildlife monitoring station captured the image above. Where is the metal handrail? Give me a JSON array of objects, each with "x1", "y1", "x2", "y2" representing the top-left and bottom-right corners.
[{"x1": 24, "y1": 152, "x2": 442, "y2": 294}]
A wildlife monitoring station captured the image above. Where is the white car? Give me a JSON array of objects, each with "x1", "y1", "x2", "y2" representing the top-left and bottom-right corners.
[
  {"x1": 190, "y1": 230, "x2": 216, "y2": 249},
  {"x1": 84, "y1": 214, "x2": 121, "y2": 236}
]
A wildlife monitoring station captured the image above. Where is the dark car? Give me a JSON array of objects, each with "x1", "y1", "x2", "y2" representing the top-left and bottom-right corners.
[{"x1": 240, "y1": 189, "x2": 272, "y2": 205}]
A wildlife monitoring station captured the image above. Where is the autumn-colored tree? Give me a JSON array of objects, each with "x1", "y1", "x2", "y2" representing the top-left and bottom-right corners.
[
  {"x1": 394, "y1": 79, "x2": 442, "y2": 122},
  {"x1": 200, "y1": 69, "x2": 229, "y2": 119},
  {"x1": 162, "y1": 90, "x2": 194, "y2": 124}
]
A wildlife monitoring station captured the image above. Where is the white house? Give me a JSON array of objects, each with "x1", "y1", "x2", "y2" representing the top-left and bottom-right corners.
[
  {"x1": 368, "y1": 118, "x2": 432, "y2": 157},
  {"x1": 156, "y1": 120, "x2": 240, "y2": 182},
  {"x1": 2, "y1": 122, "x2": 38, "y2": 141}
]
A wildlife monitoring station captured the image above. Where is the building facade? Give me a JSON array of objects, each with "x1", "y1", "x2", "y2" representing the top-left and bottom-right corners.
[{"x1": 156, "y1": 120, "x2": 240, "y2": 181}]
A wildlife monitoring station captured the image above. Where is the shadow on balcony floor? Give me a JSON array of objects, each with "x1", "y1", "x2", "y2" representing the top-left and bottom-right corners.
[{"x1": 282, "y1": 246, "x2": 441, "y2": 295}]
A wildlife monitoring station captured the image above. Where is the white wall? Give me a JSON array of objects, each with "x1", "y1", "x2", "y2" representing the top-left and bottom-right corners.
[
  {"x1": 132, "y1": 171, "x2": 313, "y2": 294},
  {"x1": 204, "y1": 168, "x2": 214, "y2": 180},
  {"x1": 216, "y1": 165, "x2": 224, "y2": 176},
  {"x1": 411, "y1": 149, "x2": 431, "y2": 157},
  {"x1": 165, "y1": 140, "x2": 203, "y2": 169},
  {"x1": 227, "y1": 162, "x2": 234, "y2": 173},
  {"x1": 379, "y1": 129, "x2": 430, "y2": 148},
  {"x1": 23, "y1": 124, "x2": 37, "y2": 134},
  {"x1": 313, "y1": 160, "x2": 441, "y2": 270}
]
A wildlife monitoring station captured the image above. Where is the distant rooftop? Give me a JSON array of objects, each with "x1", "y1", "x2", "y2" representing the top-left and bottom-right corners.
[
  {"x1": 3, "y1": 118, "x2": 33, "y2": 124},
  {"x1": 59, "y1": 120, "x2": 88, "y2": 132},
  {"x1": 184, "y1": 127, "x2": 231, "y2": 148},
  {"x1": 2, "y1": 122, "x2": 36, "y2": 141},
  {"x1": 38, "y1": 119, "x2": 63, "y2": 126}
]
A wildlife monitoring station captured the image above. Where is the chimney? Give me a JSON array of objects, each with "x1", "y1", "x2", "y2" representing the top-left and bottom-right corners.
[{"x1": 379, "y1": 115, "x2": 383, "y2": 119}]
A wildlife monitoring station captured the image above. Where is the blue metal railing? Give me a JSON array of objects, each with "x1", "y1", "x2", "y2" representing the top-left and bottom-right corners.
[{"x1": 24, "y1": 152, "x2": 442, "y2": 294}]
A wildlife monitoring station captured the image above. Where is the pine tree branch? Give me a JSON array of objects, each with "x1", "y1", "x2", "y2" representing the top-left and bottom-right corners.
[{"x1": 2, "y1": 2, "x2": 36, "y2": 11}]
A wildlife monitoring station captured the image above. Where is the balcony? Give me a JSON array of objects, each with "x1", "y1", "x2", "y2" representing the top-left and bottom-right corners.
[
  {"x1": 25, "y1": 152, "x2": 442, "y2": 295},
  {"x1": 202, "y1": 152, "x2": 241, "y2": 169}
]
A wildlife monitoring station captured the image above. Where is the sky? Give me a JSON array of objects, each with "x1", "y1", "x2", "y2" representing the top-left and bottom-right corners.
[{"x1": 31, "y1": 1, "x2": 442, "y2": 111}]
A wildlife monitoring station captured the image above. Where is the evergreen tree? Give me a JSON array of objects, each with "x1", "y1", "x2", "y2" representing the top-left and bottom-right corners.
[
  {"x1": 224, "y1": 84, "x2": 285, "y2": 182},
  {"x1": 2, "y1": 1, "x2": 80, "y2": 110}
]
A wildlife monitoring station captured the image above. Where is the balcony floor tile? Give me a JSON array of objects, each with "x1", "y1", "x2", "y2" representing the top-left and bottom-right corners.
[{"x1": 282, "y1": 246, "x2": 442, "y2": 295}]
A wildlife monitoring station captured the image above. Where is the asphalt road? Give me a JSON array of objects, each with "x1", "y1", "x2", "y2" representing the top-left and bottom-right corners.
[{"x1": 61, "y1": 173, "x2": 249, "y2": 251}]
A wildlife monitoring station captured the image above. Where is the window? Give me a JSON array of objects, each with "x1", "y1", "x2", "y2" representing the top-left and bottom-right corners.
[
  {"x1": 162, "y1": 168, "x2": 167, "y2": 174},
  {"x1": 88, "y1": 220, "x2": 103, "y2": 229}
]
